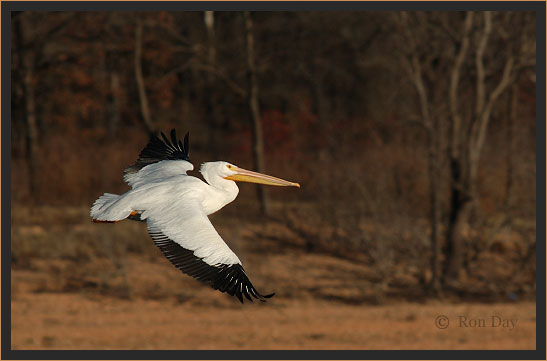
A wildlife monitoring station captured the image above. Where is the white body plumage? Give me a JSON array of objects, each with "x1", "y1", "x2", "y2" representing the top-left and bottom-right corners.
[
  {"x1": 91, "y1": 160, "x2": 244, "y2": 265},
  {"x1": 90, "y1": 130, "x2": 299, "y2": 302}
]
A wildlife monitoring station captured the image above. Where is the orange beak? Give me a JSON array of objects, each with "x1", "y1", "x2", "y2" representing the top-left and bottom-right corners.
[{"x1": 224, "y1": 166, "x2": 300, "y2": 188}]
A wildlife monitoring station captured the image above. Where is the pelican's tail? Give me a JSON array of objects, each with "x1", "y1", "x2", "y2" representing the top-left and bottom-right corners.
[{"x1": 90, "y1": 193, "x2": 127, "y2": 223}]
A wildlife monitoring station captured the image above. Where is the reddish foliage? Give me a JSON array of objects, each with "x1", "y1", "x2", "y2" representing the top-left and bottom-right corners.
[{"x1": 261, "y1": 109, "x2": 295, "y2": 157}]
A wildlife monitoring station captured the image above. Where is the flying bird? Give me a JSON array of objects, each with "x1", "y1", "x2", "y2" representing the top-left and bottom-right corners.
[{"x1": 90, "y1": 130, "x2": 300, "y2": 303}]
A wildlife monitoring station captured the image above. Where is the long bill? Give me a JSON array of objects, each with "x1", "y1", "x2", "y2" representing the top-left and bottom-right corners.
[{"x1": 224, "y1": 167, "x2": 300, "y2": 187}]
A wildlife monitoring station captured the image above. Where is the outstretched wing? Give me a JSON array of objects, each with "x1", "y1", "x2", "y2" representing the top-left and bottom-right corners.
[
  {"x1": 125, "y1": 129, "x2": 191, "y2": 177},
  {"x1": 141, "y1": 196, "x2": 274, "y2": 303}
]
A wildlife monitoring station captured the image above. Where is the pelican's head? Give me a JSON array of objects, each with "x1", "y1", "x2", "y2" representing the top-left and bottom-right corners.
[{"x1": 200, "y1": 161, "x2": 300, "y2": 188}]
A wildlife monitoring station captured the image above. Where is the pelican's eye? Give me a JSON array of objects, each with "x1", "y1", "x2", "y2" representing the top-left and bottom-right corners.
[{"x1": 226, "y1": 164, "x2": 234, "y2": 170}]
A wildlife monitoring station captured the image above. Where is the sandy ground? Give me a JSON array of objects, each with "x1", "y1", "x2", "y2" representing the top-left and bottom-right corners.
[
  {"x1": 10, "y1": 207, "x2": 537, "y2": 350},
  {"x1": 11, "y1": 274, "x2": 536, "y2": 350}
]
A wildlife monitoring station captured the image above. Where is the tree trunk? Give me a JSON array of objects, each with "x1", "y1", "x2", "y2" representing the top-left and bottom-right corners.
[
  {"x1": 398, "y1": 12, "x2": 445, "y2": 294},
  {"x1": 445, "y1": 191, "x2": 472, "y2": 284},
  {"x1": 203, "y1": 11, "x2": 223, "y2": 159},
  {"x1": 444, "y1": 14, "x2": 515, "y2": 285},
  {"x1": 444, "y1": 154, "x2": 473, "y2": 284},
  {"x1": 443, "y1": 12, "x2": 473, "y2": 286},
  {"x1": 244, "y1": 11, "x2": 269, "y2": 215},
  {"x1": 134, "y1": 20, "x2": 154, "y2": 135},
  {"x1": 503, "y1": 84, "x2": 518, "y2": 209},
  {"x1": 427, "y1": 128, "x2": 443, "y2": 295},
  {"x1": 23, "y1": 52, "x2": 39, "y2": 201},
  {"x1": 16, "y1": 14, "x2": 40, "y2": 202},
  {"x1": 108, "y1": 71, "x2": 121, "y2": 138}
]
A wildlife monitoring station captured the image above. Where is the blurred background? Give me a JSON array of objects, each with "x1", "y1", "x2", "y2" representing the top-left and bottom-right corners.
[{"x1": 10, "y1": 11, "x2": 536, "y2": 350}]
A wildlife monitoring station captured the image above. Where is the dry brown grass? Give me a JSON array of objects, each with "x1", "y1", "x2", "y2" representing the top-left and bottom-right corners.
[
  {"x1": 11, "y1": 290, "x2": 536, "y2": 350},
  {"x1": 10, "y1": 204, "x2": 537, "y2": 350}
]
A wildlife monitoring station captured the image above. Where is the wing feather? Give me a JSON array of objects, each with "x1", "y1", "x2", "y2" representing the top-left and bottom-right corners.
[
  {"x1": 124, "y1": 160, "x2": 194, "y2": 188},
  {"x1": 143, "y1": 197, "x2": 273, "y2": 303},
  {"x1": 124, "y1": 129, "x2": 191, "y2": 178}
]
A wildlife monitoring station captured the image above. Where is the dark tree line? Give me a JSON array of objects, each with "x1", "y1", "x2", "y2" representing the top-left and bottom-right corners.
[{"x1": 11, "y1": 11, "x2": 536, "y2": 296}]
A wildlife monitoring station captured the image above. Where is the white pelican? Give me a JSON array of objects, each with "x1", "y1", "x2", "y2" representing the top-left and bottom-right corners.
[{"x1": 90, "y1": 129, "x2": 299, "y2": 303}]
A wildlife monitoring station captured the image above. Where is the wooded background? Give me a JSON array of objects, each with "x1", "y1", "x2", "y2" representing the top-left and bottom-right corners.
[{"x1": 11, "y1": 11, "x2": 536, "y2": 298}]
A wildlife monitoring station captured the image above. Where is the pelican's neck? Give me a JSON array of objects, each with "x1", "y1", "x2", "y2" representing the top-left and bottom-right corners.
[
  {"x1": 199, "y1": 170, "x2": 239, "y2": 214},
  {"x1": 201, "y1": 169, "x2": 239, "y2": 197}
]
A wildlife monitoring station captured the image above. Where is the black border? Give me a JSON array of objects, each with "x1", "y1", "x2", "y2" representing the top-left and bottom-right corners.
[
  {"x1": 0, "y1": 1, "x2": 544, "y2": 11},
  {"x1": 1, "y1": 0, "x2": 11, "y2": 360},
  {"x1": 534, "y1": 2, "x2": 546, "y2": 360},
  {"x1": 1, "y1": 349, "x2": 545, "y2": 360},
  {"x1": 2, "y1": 1, "x2": 545, "y2": 360}
]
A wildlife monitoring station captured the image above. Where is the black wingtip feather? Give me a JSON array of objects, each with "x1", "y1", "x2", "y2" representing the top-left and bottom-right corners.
[
  {"x1": 161, "y1": 131, "x2": 170, "y2": 146},
  {"x1": 170, "y1": 129, "x2": 177, "y2": 146},
  {"x1": 235, "y1": 291, "x2": 244, "y2": 303},
  {"x1": 212, "y1": 264, "x2": 274, "y2": 303},
  {"x1": 184, "y1": 132, "x2": 189, "y2": 155},
  {"x1": 243, "y1": 286, "x2": 253, "y2": 302},
  {"x1": 149, "y1": 230, "x2": 274, "y2": 304},
  {"x1": 124, "y1": 129, "x2": 191, "y2": 176}
]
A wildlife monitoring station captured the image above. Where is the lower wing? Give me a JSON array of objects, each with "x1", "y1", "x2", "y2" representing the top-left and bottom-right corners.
[{"x1": 141, "y1": 196, "x2": 274, "y2": 303}]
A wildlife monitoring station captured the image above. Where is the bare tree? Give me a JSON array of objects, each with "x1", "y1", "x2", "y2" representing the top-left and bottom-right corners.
[
  {"x1": 15, "y1": 14, "x2": 40, "y2": 201},
  {"x1": 244, "y1": 11, "x2": 269, "y2": 215},
  {"x1": 445, "y1": 12, "x2": 524, "y2": 283},
  {"x1": 398, "y1": 11, "x2": 445, "y2": 295},
  {"x1": 13, "y1": 12, "x2": 74, "y2": 201},
  {"x1": 395, "y1": 11, "x2": 534, "y2": 289},
  {"x1": 503, "y1": 83, "x2": 518, "y2": 210},
  {"x1": 135, "y1": 19, "x2": 155, "y2": 135},
  {"x1": 203, "y1": 11, "x2": 224, "y2": 159},
  {"x1": 107, "y1": 71, "x2": 122, "y2": 137}
]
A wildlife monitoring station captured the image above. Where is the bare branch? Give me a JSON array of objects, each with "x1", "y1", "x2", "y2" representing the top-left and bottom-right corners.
[
  {"x1": 399, "y1": 12, "x2": 431, "y2": 127},
  {"x1": 134, "y1": 20, "x2": 154, "y2": 134},
  {"x1": 411, "y1": 56, "x2": 431, "y2": 127},
  {"x1": 399, "y1": 12, "x2": 417, "y2": 51},
  {"x1": 439, "y1": 13, "x2": 459, "y2": 43},
  {"x1": 154, "y1": 59, "x2": 194, "y2": 85},
  {"x1": 193, "y1": 63, "x2": 247, "y2": 97},
  {"x1": 475, "y1": 12, "x2": 492, "y2": 119},
  {"x1": 15, "y1": 12, "x2": 77, "y2": 50},
  {"x1": 449, "y1": 12, "x2": 473, "y2": 158},
  {"x1": 150, "y1": 20, "x2": 192, "y2": 47},
  {"x1": 473, "y1": 56, "x2": 514, "y2": 157}
]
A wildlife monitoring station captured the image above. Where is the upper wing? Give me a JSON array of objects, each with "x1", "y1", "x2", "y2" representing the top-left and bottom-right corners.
[
  {"x1": 124, "y1": 129, "x2": 191, "y2": 180},
  {"x1": 141, "y1": 196, "x2": 274, "y2": 303},
  {"x1": 123, "y1": 160, "x2": 194, "y2": 188}
]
